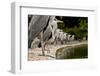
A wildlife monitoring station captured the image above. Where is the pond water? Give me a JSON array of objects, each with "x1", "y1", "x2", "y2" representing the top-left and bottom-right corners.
[{"x1": 56, "y1": 44, "x2": 88, "y2": 59}]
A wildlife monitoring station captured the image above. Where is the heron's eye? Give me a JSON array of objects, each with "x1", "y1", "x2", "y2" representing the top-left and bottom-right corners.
[{"x1": 54, "y1": 19, "x2": 56, "y2": 21}]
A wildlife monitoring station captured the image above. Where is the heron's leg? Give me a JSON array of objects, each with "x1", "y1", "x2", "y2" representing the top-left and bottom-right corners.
[
  {"x1": 46, "y1": 43, "x2": 50, "y2": 53},
  {"x1": 40, "y1": 31, "x2": 45, "y2": 56},
  {"x1": 44, "y1": 41, "x2": 50, "y2": 53}
]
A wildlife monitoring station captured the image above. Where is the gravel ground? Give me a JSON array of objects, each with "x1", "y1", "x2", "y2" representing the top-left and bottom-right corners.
[{"x1": 28, "y1": 41, "x2": 87, "y2": 61}]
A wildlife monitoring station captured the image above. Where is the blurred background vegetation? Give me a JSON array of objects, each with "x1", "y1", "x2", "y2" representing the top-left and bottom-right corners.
[{"x1": 56, "y1": 16, "x2": 88, "y2": 40}]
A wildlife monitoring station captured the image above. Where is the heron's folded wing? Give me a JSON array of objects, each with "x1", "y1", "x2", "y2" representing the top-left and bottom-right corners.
[{"x1": 28, "y1": 15, "x2": 49, "y2": 40}]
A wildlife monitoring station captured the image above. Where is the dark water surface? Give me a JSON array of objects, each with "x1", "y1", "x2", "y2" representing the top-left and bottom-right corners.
[{"x1": 56, "y1": 44, "x2": 88, "y2": 59}]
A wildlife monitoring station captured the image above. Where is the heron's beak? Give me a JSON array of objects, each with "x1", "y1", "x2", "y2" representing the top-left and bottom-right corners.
[{"x1": 56, "y1": 20, "x2": 63, "y2": 23}]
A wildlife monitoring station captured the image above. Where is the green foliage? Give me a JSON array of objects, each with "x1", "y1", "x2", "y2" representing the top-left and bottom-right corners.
[
  {"x1": 56, "y1": 16, "x2": 88, "y2": 40},
  {"x1": 57, "y1": 22, "x2": 65, "y2": 29}
]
